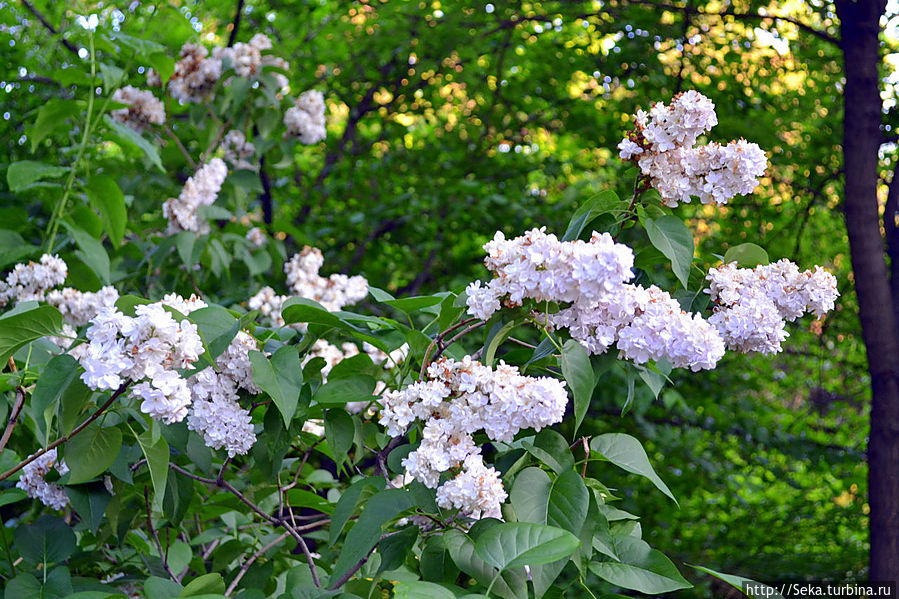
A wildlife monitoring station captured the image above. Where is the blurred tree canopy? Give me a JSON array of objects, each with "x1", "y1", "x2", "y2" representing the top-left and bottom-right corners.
[{"x1": 0, "y1": 0, "x2": 873, "y2": 590}]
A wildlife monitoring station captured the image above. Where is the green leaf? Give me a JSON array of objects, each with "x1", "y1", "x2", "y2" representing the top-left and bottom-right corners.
[
  {"x1": 484, "y1": 319, "x2": 521, "y2": 366},
  {"x1": 65, "y1": 424, "x2": 122, "y2": 484},
  {"x1": 7, "y1": 161, "x2": 69, "y2": 192},
  {"x1": 99, "y1": 62, "x2": 125, "y2": 90},
  {"x1": 329, "y1": 488, "x2": 414, "y2": 584},
  {"x1": 145, "y1": 576, "x2": 184, "y2": 599},
  {"x1": 590, "y1": 434, "x2": 677, "y2": 505},
  {"x1": 689, "y1": 564, "x2": 784, "y2": 599},
  {"x1": 510, "y1": 468, "x2": 552, "y2": 524},
  {"x1": 509, "y1": 470, "x2": 589, "y2": 597},
  {"x1": 524, "y1": 429, "x2": 575, "y2": 474},
  {"x1": 179, "y1": 573, "x2": 226, "y2": 597},
  {"x1": 65, "y1": 483, "x2": 112, "y2": 534},
  {"x1": 561, "y1": 339, "x2": 594, "y2": 435},
  {"x1": 444, "y1": 528, "x2": 527, "y2": 599},
  {"x1": 644, "y1": 216, "x2": 694, "y2": 288},
  {"x1": 14, "y1": 515, "x2": 77, "y2": 564},
  {"x1": 589, "y1": 536, "x2": 691, "y2": 594},
  {"x1": 723, "y1": 243, "x2": 769, "y2": 267},
  {"x1": 147, "y1": 52, "x2": 175, "y2": 85},
  {"x1": 250, "y1": 347, "x2": 302, "y2": 427},
  {"x1": 281, "y1": 298, "x2": 386, "y2": 351},
  {"x1": 324, "y1": 408, "x2": 355, "y2": 468},
  {"x1": 62, "y1": 222, "x2": 111, "y2": 284},
  {"x1": 329, "y1": 477, "x2": 386, "y2": 545},
  {"x1": 285, "y1": 488, "x2": 334, "y2": 514},
  {"x1": 30, "y1": 100, "x2": 80, "y2": 152},
  {"x1": 314, "y1": 376, "x2": 376, "y2": 406},
  {"x1": 188, "y1": 306, "x2": 239, "y2": 362},
  {"x1": 377, "y1": 526, "x2": 419, "y2": 574},
  {"x1": 30, "y1": 355, "x2": 81, "y2": 445},
  {"x1": 562, "y1": 191, "x2": 624, "y2": 241},
  {"x1": 393, "y1": 581, "x2": 456, "y2": 599},
  {"x1": 110, "y1": 32, "x2": 166, "y2": 56},
  {"x1": 474, "y1": 522, "x2": 580, "y2": 571},
  {"x1": 383, "y1": 295, "x2": 443, "y2": 313},
  {"x1": 0, "y1": 305, "x2": 63, "y2": 364},
  {"x1": 134, "y1": 430, "x2": 170, "y2": 512},
  {"x1": 102, "y1": 115, "x2": 164, "y2": 172},
  {"x1": 86, "y1": 175, "x2": 126, "y2": 246}
]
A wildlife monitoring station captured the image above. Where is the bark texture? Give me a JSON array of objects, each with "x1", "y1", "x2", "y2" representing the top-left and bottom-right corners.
[{"x1": 837, "y1": 0, "x2": 899, "y2": 580}]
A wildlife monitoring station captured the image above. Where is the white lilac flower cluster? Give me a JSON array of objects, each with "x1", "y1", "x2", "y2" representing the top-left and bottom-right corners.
[
  {"x1": 706, "y1": 260, "x2": 839, "y2": 354},
  {"x1": 110, "y1": 85, "x2": 166, "y2": 132},
  {"x1": 16, "y1": 449, "x2": 69, "y2": 510},
  {"x1": 158, "y1": 43, "x2": 223, "y2": 103},
  {"x1": 221, "y1": 130, "x2": 257, "y2": 171},
  {"x1": 216, "y1": 33, "x2": 290, "y2": 91},
  {"x1": 284, "y1": 90, "x2": 327, "y2": 144},
  {"x1": 0, "y1": 254, "x2": 67, "y2": 306},
  {"x1": 163, "y1": 158, "x2": 228, "y2": 235},
  {"x1": 379, "y1": 356, "x2": 568, "y2": 519},
  {"x1": 249, "y1": 246, "x2": 368, "y2": 326},
  {"x1": 79, "y1": 295, "x2": 205, "y2": 424},
  {"x1": 46, "y1": 286, "x2": 120, "y2": 327},
  {"x1": 245, "y1": 226, "x2": 267, "y2": 247},
  {"x1": 466, "y1": 228, "x2": 725, "y2": 371},
  {"x1": 617, "y1": 90, "x2": 768, "y2": 207},
  {"x1": 188, "y1": 331, "x2": 260, "y2": 457},
  {"x1": 157, "y1": 36, "x2": 289, "y2": 104}
]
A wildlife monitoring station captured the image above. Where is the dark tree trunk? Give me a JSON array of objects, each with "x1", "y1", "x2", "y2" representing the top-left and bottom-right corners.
[{"x1": 837, "y1": 0, "x2": 899, "y2": 580}]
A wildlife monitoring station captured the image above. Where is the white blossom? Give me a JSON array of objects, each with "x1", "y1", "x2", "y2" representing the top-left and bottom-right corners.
[
  {"x1": 46, "y1": 285, "x2": 120, "y2": 326},
  {"x1": 0, "y1": 254, "x2": 67, "y2": 306},
  {"x1": 245, "y1": 227, "x2": 267, "y2": 247},
  {"x1": 619, "y1": 91, "x2": 768, "y2": 207},
  {"x1": 284, "y1": 90, "x2": 326, "y2": 144},
  {"x1": 79, "y1": 298, "x2": 205, "y2": 424},
  {"x1": 168, "y1": 43, "x2": 222, "y2": 103},
  {"x1": 250, "y1": 247, "x2": 368, "y2": 328},
  {"x1": 380, "y1": 356, "x2": 567, "y2": 519},
  {"x1": 163, "y1": 158, "x2": 228, "y2": 234},
  {"x1": 16, "y1": 449, "x2": 69, "y2": 510},
  {"x1": 186, "y1": 331, "x2": 260, "y2": 456},
  {"x1": 706, "y1": 260, "x2": 839, "y2": 354},
  {"x1": 111, "y1": 85, "x2": 165, "y2": 132},
  {"x1": 221, "y1": 130, "x2": 257, "y2": 170}
]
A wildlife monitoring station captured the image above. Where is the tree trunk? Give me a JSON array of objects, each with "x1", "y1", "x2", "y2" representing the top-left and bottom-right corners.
[{"x1": 837, "y1": 0, "x2": 899, "y2": 580}]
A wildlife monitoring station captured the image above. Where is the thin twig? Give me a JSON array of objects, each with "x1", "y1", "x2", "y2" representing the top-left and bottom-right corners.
[
  {"x1": 0, "y1": 359, "x2": 26, "y2": 453},
  {"x1": 21, "y1": 0, "x2": 79, "y2": 55},
  {"x1": 0, "y1": 382, "x2": 130, "y2": 482},
  {"x1": 164, "y1": 125, "x2": 197, "y2": 169},
  {"x1": 420, "y1": 317, "x2": 479, "y2": 378},
  {"x1": 225, "y1": 531, "x2": 289, "y2": 596},
  {"x1": 145, "y1": 487, "x2": 179, "y2": 582}
]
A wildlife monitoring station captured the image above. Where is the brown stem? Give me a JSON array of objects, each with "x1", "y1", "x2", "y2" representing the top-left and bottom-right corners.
[
  {"x1": 0, "y1": 359, "x2": 25, "y2": 453},
  {"x1": 227, "y1": 0, "x2": 246, "y2": 47},
  {"x1": 21, "y1": 0, "x2": 79, "y2": 56},
  {"x1": 145, "y1": 487, "x2": 180, "y2": 582},
  {"x1": 164, "y1": 126, "x2": 197, "y2": 169},
  {"x1": 0, "y1": 382, "x2": 130, "y2": 482},
  {"x1": 420, "y1": 318, "x2": 479, "y2": 379},
  {"x1": 225, "y1": 531, "x2": 290, "y2": 596}
]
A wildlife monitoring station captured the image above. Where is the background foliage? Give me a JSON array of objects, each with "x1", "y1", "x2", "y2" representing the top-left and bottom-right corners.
[{"x1": 0, "y1": 0, "x2": 869, "y2": 596}]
